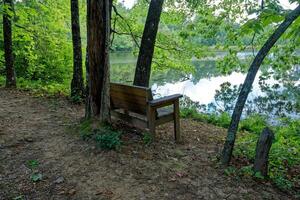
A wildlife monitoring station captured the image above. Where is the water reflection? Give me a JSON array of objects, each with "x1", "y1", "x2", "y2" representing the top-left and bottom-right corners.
[
  {"x1": 111, "y1": 52, "x2": 267, "y2": 104},
  {"x1": 110, "y1": 52, "x2": 299, "y2": 118}
]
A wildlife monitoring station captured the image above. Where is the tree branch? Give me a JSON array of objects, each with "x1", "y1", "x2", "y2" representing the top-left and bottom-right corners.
[{"x1": 112, "y1": 4, "x2": 140, "y2": 48}]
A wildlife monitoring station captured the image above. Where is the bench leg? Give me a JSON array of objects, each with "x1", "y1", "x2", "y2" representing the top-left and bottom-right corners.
[
  {"x1": 148, "y1": 108, "x2": 156, "y2": 139},
  {"x1": 174, "y1": 99, "x2": 181, "y2": 142}
]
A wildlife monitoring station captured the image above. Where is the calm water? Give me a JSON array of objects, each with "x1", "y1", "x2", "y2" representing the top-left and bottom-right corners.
[
  {"x1": 110, "y1": 52, "x2": 299, "y2": 118},
  {"x1": 111, "y1": 52, "x2": 272, "y2": 103}
]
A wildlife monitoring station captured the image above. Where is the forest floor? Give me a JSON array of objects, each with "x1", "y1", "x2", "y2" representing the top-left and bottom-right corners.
[{"x1": 0, "y1": 88, "x2": 295, "y2": 200}]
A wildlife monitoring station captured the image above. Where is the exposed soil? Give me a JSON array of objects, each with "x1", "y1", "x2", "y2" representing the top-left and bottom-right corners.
[{"x1": 0, "y1": 88, "x2": 295, "y2": 200}]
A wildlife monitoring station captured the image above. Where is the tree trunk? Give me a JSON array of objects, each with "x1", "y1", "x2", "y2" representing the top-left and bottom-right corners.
[
  {"x1": 253, "y1": 127, "x2": 274, "y2": 177},
  {"x1": 85, "y1": 47, "x2": 91, "y2": 118},
  {"x1": 133, "y1": 0, "x2": 164, "y2": 87},
  {"x1": 3, "y1": 0, "x2": 16, "y2": 88},
  {"x1": 221, "y1": 5, "x2": 300, "y2": 166},
  {"x1": 86, "y1": 0, "x2": 111, "y2": 122},
  {"x1": 71, "y1": 0, "x2": 84, "y2": 99}
]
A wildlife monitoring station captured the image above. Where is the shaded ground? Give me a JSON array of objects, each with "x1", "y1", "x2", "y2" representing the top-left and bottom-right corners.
[{"x1": 0, "y1": 88, "x2": 294, "y2": 200}]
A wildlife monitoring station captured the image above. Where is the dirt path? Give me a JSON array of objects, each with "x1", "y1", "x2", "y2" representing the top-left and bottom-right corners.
[{"x1": 0, "y1": 88, "x2": 292, "y2": 200}]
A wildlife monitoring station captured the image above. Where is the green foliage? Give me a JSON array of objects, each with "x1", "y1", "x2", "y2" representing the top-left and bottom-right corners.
[
  {"x1": 70, "y1": 93, "x2": 83, "y2": 103},
  {"x1": 27, "y1": 160, "x2": 39, "y2": 169},
  {"x1": 79, "y1": 120, "x2": 122, "y2": 150},
  {"x1": 13, "y1": 196, "x2": 25, "y2": 200},
  {"x1": 181, "y1": 105, "x2": 299, "y2": 191},
  {"x1": 30, "y1": 173, "x2": 43, "y2": 182},
  {"x1": 180, "y1": 107, "x2": 231, "y2": 128},
  {"x1": 253, "y1": 171, "x2": 265, "y2": 180},
  {"x1": 95, "y1": 131, "x2": 121, "y2": 150},
  {"x1": 224, "y1": 166, "x2": 237, "y2": 176},
  {"x1": 239, "y1": 165, "x2": 254, "y2": 177},
  {"x1": 274, "y1": 176, "x2": 293, "y2": 190},
  {"x1": 79, "y1": 119, "x2": 93, "y2": 140},
  {"x1": 235, "y1": 119, "x2": 300, "y2": 191},
  {"x1": 239, "y1": 114, "x2": 268, "y2": 135},
  {"x1": 143, "y1": 132, "x2": 154, "y2": 145}
]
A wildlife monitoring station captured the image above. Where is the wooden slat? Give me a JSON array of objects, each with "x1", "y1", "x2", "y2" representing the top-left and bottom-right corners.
[
  {"x1": 110, "y1": 90, "x2": 147, "y2": 105},
  {"x1": 111, "y1": 83, "x2": 149, "y2": 97},
  {"x1": 111, "y1": 99, "x2": 146, "y2": 114},
  {"x1": 111, "y1": 110, "x2": 148, "y2": 129},
  {"x1": 110, "y1": 83, "x2": 148, "y2": 114}
]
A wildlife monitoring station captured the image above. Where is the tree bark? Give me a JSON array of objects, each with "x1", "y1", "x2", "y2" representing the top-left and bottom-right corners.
[
  {"x1": 86, "y1": 0, "x2": 111, "y2": 122},
  {"x1": 221, "y1": 5, "x2": 300, "y2": 166},
  {"x1": 253, "y1": 127, "x2": 274, "y2": 177},
  {"x1": 85, "y1": 47, "x2": 91, "y2": 118},
  {"x1": 3, "y1": 0, "x2": 16, "y2": 88},
  {"x1": 71, "y1": 0, "x2": 85, "y2": 99},
  {"x1": 133, "y1": 0, "x2": 164, "y2": 87}
]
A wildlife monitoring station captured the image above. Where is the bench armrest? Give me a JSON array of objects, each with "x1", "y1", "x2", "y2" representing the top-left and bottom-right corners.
[{"x1": 149, "y1": 94, "x2": 183, "y2": 108}]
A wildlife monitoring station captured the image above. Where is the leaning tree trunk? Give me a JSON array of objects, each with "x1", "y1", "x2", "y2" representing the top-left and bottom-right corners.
[
  {"x1": 3, "y1": 0, "x2": 16, "y2": 88},
  {"x1": 133, "y1": 0, "x2": 164, "y2": 87},
  {"x1": 86, "y1": 0, "x2": 111, "y2": 122},
  {"x1": 221, "y1": 5, "x2": 300, "y2": 166},
  {"x1": 70, "y1": 0, "x2": 85, "y2": 99}
]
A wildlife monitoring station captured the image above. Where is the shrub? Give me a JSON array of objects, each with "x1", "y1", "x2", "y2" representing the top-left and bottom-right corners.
[
  {"x1": 180, "y1": 108, "x2": 230, "y2": 128},
  {"x1": 235, "y1": 119, "x2": 300, "y2": 191},
  {"x1": 239, "y1": 114, "x2": 268, "y2": 135},
  {"x1": 143, "y1": 132, "x2": 154, "y2": 145},
  {"x1": 95, "y1": 131, "x2": 121, "y2": 150}
]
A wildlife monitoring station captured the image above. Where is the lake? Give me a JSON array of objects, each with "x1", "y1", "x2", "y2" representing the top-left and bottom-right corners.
[{"x1": 110, "y1": 52, "x2": 299, "y2": 118}]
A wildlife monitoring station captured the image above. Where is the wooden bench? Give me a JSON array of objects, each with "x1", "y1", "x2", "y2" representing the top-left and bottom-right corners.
[{"x1": 110, "y1": 83, "x2": 183, "y2": 142}]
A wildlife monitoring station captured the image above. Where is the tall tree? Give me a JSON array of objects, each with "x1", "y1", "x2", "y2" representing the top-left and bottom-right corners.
[
  {"x1": 70, "y1": 0, "x2": 84, "y2": 99},
  {"x1": 133, "y1": 0, "x2": 164, "y2": 87},
  {"x1": 221, "y1": 5, "x2": 300, "y2": 166},
  {"x1": 3, "y1": 0, "x2": 16, "y2": 87},
  {"x1": 85, "y1": 0, "x2": 111, "y2": 122}
]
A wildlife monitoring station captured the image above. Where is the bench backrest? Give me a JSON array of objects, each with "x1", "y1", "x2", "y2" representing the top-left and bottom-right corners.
[{"x1": 110, "y1": 83, "x2": 152, "y2": 115}]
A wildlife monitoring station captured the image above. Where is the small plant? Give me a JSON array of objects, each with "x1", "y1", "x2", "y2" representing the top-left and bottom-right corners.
[
  {"x1": 143, "y1": 132, "x2": 154, "y2": 145},
  {"x1": 13, "y1": 196, "x2": 24, "y2": 200},
  {"x1": 253, "y1": 171, "x2": 265, "y2": 180},
  {"x1": 27, "y1": 160, "x2": 39, "y2": 169},
  {"x1": 79, "y1": 119, "x2": 93, "y2": 140},
  {"x1": 224, "y1": 166, "x2": 237, "y2": 176},
  {"x1": 30, "y1": 173, "x2": 43, "y2": 182},
  {"x1": 274, "y1": 176, "x2": 293, "y2": 191},
  {"x1": 70, "y1": 93, "x2": 83, "y2": 103},
  {"x1": 94, "y1": 130, "x2": 121, "y2": 150},
  {"x1": 239, "y1": 165, "x2": 254, "y2": 177}
]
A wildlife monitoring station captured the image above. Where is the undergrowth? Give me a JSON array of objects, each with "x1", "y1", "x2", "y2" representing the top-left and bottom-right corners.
[
  {"x1": 79, "y1": 119, "x2": 122, "y2": 150},
  {"x1": 181, "y1": 107, "x2": 300, "y2": 192},
  {"x1": 0, "y1": 76, "x2": 70, "y2": 96}
]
